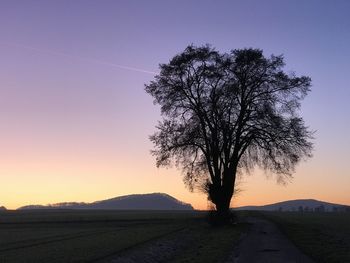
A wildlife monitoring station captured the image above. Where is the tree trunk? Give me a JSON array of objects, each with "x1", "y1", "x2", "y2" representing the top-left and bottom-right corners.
[
  {"x1": 215, "y1": 195, "x2": 231, "y2": 219},
  {"x1": 208, "y1": 187, "x2": 233, "y2": 225},
  {"x1": 208, "y1": 169, "x2": 236, "y2": 224}
]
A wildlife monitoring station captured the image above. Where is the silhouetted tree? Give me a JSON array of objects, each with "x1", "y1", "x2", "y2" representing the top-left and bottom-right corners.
[{"x1": 145, "y1": 45, "x2": 313, "y2": 221}]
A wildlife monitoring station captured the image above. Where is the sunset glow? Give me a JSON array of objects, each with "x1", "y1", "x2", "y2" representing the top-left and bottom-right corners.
[{"x1": 0, "y1": 1, "x2": 349, "y2": 210}]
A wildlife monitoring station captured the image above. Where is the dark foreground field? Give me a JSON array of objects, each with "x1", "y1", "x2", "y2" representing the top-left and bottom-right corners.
[
  {"x1": 1, "y1": 210, "x2": 349, "y2": 263},
  {"x1": 0, "y1": 210, "x2": 244, "y2": 263},
  {"x1": 251, "y1": 211, "x2": 350, "y2": 263}
]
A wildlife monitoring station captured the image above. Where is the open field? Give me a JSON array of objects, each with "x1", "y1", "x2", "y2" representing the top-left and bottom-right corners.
[
  {"x1": 0, "y1": 210, "x2": 244, "y2": 263},
  {"x1": 248, "y1": 211, "x2": 350, "y2": 263}
]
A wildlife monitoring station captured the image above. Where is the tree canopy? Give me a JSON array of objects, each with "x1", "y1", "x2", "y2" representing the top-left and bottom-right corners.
[{"x1": 145, "y1": 45, "x2": 313, "y2": 218}]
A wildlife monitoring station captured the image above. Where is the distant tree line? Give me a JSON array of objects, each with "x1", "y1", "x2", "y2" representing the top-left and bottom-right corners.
[{"x1": 277, "y1": 205, "x2": 350, "y2": 213}]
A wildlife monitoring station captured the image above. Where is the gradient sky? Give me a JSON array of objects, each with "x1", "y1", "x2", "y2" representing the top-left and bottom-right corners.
[{"x1": 0, "y1": 0, "x2": 349, "y2": 210}]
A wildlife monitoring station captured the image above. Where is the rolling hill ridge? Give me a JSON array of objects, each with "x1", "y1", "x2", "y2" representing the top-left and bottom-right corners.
[
  {"x1": 18, "y1": 193, "x2": 193, "y2": 211},
  {"x1": 235, "y1": 199, "x2": 350, "y2": 212}
]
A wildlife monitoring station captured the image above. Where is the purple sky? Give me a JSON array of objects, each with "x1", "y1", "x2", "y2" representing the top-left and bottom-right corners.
[{"x1": 0, "y1": 0, "x2": 349, "y2": 209}]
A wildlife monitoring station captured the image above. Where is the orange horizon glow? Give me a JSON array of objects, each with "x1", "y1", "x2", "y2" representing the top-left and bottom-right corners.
[
  {"x1": 2, "y1": 155, "x2": 349, "y2": 210},
  {"x1": 1, "y1": 124, "x2": 349, "y2": 210}
]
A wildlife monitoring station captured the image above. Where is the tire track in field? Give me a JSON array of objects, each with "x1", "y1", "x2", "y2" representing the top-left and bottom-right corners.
[
  {"x1": 88, "y1": 226, "x2": 188, "y2": 263},
  {"x1": 0, "y1": 219, "x2": 175, "y2": 253},
  {"x1": 0, "y1": 228, "x2": 124, "y2": 253}
]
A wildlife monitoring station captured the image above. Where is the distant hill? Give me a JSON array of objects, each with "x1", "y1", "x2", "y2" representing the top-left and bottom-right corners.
[
  {"x1": 0, "y1": 206, "x2": 6, "y2": 211},
  {"x1": 235, "y1": 199, "x2": 350, "y2": 212},
  {"x1": 18, "y1": 193, "x2": 194, "y2": 211}
]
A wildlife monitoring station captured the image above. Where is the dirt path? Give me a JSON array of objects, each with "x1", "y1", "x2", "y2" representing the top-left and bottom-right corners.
[{"x1": 228, "y1": 217, "x2": 314, "y2": 263}]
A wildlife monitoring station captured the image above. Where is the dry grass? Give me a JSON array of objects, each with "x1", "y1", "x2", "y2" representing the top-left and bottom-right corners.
[{"x1": 254, "y1": 211, "x2": 350, "y2": 263}]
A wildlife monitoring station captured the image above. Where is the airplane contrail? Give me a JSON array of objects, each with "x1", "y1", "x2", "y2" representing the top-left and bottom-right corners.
[{"x1": 0, "y1": 41, "x2": 158, "y2": 75}]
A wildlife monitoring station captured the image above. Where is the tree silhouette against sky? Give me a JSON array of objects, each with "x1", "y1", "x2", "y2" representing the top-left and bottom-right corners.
[{"x1": 146, "y1": 45, "x2": 313, "y2": 221}]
